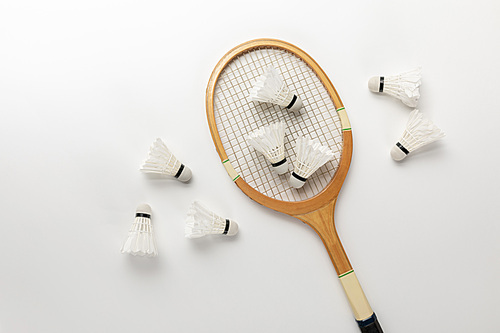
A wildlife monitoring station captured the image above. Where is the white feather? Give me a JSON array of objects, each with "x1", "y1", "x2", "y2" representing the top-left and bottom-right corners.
[
  {"x1": 121, "y1": 204, "x2": 158, "y2": 257},
  {"x1": 369, "y1": 67, "x2": 421, "y2": 107},
  {"x1": 140, "y1": 138, "x2": 192, "y2": 181},
  {"x1": 391, "y1": 109, "x2": 445, "y2": 161},
  {"x1": 246, "y1": 121, "x2": 288, "y2": 174},
  {"x1": 248, "y1": 66, "x2": 303, "y2": 112},
  {"x1": 290, "y1": 136, "x2": 334, "y2": 188},
  {"x1": 185, "y1": 201, "x2": 238, "y2": 239}
]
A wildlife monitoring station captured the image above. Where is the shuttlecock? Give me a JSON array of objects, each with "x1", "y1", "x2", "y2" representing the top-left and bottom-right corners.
[
  {"x1": 185, "y1": 201, "x2": 238, "y2": 239},
  {"x1": 249, "y1": 66, "x2": 303, "y2": 112},
  {"x1": 140, "y1": 138, "x2": 192, "y2": 182},
  {"x1": 246, "y1": 121, "x2": 289, "y2": 175},
  {"x1": 289, "y1": 136, "x2": 334, "y2": 188},
  {"x1": 391, "y1": 109, "x2": 445, "y2": 161},
  {"x1": 121, "y1": 203, "x2": 158, "y2": 257},
  {"x1": 368, "y1": 67, "x2": 421, "y2": 107}
]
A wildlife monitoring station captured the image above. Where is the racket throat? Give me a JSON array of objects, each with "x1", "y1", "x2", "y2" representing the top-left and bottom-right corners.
[{"x1": 294, "y1": 201, "x2": 352, "y2": 275}]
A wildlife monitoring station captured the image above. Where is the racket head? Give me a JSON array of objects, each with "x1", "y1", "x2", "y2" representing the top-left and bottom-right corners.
[{"x1": 206, "y1": 39, "x2": 352, "y2": 217}]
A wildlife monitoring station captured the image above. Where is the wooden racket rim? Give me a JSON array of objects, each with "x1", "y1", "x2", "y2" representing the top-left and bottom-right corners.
[{"x1": 206, "y1": 38, "x2": 353, "y2": 216}]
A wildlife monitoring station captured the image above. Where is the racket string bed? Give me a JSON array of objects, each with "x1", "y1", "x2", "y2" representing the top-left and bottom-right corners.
[{"x1": 214, "y1": 47, "x2": 343, "y2": 201}]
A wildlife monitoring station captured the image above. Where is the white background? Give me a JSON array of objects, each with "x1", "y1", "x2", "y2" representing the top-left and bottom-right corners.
[{"x1": 0, "y1": 1, "x2": 499, "y2": 332}]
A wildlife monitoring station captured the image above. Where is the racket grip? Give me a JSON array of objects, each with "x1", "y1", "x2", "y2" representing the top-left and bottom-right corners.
[
  {"x1": 338, "y1": 270, "x2": 383, "y2": 332},
  {"x1": 357, "y1": 313, "x2": 383, "y2": 333}
]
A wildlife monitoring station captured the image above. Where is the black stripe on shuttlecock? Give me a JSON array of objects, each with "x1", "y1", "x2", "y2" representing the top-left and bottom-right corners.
[
  {"x1": 285, "y1": 95, "x2": 298, "y2": 109},
  {"x1": 291, "y1": 171, "x2": 307, "y2": 182},
  {"x1": 135, "y1": 213, "x2": 151, "y2": 219},
  {"x1": 396, "y1": 142, "x2": 410, "y2": 155},
  {"x1": 174, "y1": 164, "x2": 185, "y2": 178},
  {"x1": 271, "y1": 158, "x2": 287, "y2": 167},
  {"x1": 379, "y1": 77, "x2": 384, "y2": 92},
  {"x1": 223, "y1": 219, "x2": 230, "y2": 235}
]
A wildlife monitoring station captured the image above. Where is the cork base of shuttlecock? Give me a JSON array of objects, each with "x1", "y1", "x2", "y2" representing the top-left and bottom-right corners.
[
  {"x1": 391, "y1": 145, "x2": 408, "y2": 161},
  {"x1": 227, "y1": 220, "x2": 239, "y2": 236},
  {"x1": 368, "y1": 76, "x2": 382, "y2": 92},
  {"x1": 136, "y1": 203, "x2": 152, "y2": 215},
  {"x1": 280, "y1": 91, "x2": 303, "y2": 113},
  {"x1": 287, "y1": 96, "x2": 303, "y2": 113},
  {"x1": 272, "y1": 160, "x2": 289, "y2": 175},
  {"x1": 177, "y1": 165, "x2": 192, "y2": 182},
  {"x1": 289, "y1": 174, "x2": 306, "y2": 188}
]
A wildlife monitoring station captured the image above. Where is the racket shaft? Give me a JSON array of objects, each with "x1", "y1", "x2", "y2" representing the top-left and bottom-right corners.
[{"x1": 297, "y1": 203, "x2": 383, "y2": 332}]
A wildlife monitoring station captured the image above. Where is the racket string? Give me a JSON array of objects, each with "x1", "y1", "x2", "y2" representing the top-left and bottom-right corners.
[{"x1": 214, "y1": 47, "x2": 343, "y2": 201}]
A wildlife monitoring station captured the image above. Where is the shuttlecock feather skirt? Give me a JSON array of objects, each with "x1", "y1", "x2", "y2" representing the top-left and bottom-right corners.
[{"x1": 121, "y1": 213, "x2": 158, "y2": 257}]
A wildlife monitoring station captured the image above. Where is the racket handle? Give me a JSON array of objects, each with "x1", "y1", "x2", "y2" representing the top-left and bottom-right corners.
[
  {"x1": 338, "y1": 271, "x2": 383, "y2": 332},
  {"x1": 357, "y1": 313, "x2": 383, "y2": 332}
]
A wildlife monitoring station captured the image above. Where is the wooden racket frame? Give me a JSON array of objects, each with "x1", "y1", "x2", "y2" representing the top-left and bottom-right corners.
[
  {"x1": 206, "y1": 39, "x2": 379, "y2": 328},
  {"x1": 206, "y1": 38, "x2": 352, "y2": 274}
]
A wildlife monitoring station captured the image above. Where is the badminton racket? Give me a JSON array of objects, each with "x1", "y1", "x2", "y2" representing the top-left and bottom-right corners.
[{"x1": 206, "y1": 38, "x2": 382, "y2": 332}]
